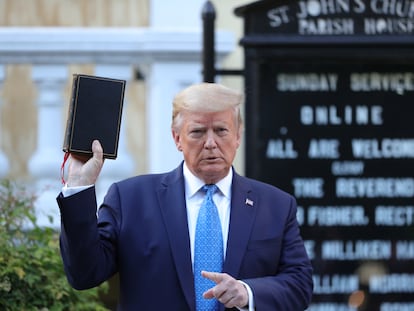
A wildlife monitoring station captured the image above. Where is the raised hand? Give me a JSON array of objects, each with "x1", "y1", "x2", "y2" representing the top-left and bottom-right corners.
[{"x1": 66, "y1": 140, "x2": 104, "y2": 187}]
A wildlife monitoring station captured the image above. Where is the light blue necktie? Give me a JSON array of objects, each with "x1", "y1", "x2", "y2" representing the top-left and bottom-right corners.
[{"x1": 194, "y1": 184, "x2": 223, "y2": 311}]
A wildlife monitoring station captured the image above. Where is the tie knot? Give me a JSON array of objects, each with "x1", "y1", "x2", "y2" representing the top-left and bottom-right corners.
[{"x1": 202, "y1": 184, "x2": 218, "y2": 196}]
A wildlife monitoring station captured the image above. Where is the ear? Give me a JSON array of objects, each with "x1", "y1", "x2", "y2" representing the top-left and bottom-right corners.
[
  {"x1": 235, "y1": 125, "x2": 242, "y2": 149},
  {"x1": 172, "y1": 129, "x2": 183, "y2": 151}
]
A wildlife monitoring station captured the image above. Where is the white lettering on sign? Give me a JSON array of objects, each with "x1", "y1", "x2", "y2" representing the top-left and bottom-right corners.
[
  {"x1": 396, "y1": 241, "x2": 414, "y2": 259},
  {"x1": 308, "y1": 139, "x2": 340, "y2": 158},
  {"x1": 277, "y1": 73, "x2": 338, "y2": 92},
  {"x1": 298, "y1": 18, "x2": 354, "y2": 34},
  {"x1": 297, "y1": 205, "x2": 305, "y2": 225},
  {"x1": 300, "y1": 105, "x2": 383, "y2": 125},
  {"x1": 297, "y1": 0, "x2": 366, "y2": 18},
  {"x1": 267, "y1": 6, "x2": 290, "y2": 27},
  {"x1": 322, "y1": 240, "x2": 391, "y2": 260},
  {"x1": 266, "y1": 139, "x2": 298, "y2": 159},
  {"x1": 381, "y1": 302, "x2": 414, "y2": 311},
  {"x1": 352, "y1": 139, "x2": 414, "y2": 158},
  {"x1": 375, "y1": 205, "x2": 414, "y2": 226},
  {"x1": 308, "y1": 205, "x2": 369, "y2": 226},
  {"x1": 351, "y1": 72, "x2": 414, "y2": 95},
  {"x1": 331, "y1": 161, "x2": 365, "y2": 175},
  {"x1": 310, "y1": 303, "x2": 358, "y2": 311},
  {"x1": 304, "y1": 240, "x2": 315, "y2": 260},
  {"x1": 267, "y1": 1, "x2": 414, "y2": 34},
  {"x1": 370, "y1": 0, "x2": 414, "y2": 17},
  {"x1": 364, "y1": 18, "x2": 414, "y2": 35},
  {"x1": 370, "y1": 274, "x2": 414, "y2": 293},
  {"x1": 336, "y1": 178, "x2": 414, "y2": 198},
  {"x1": 313, "y1": 274, "x2": 359, "y2": 294},
  {"x1": 292, "y1": 178, "x2": 324, "y2": 198}
]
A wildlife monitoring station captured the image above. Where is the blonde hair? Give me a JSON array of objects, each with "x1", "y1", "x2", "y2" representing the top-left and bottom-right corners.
[{"x1": 171, "y1": 82, "x2": 243, "y2": 131}]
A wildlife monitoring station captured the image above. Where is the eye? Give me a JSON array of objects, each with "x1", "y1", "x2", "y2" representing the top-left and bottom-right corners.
[
  {"x1": 189, "y1": 128, "x2": 204, "y2": 138},
  {"x1": 216, "y1": 127, "x2": 229, "y2": 136}
]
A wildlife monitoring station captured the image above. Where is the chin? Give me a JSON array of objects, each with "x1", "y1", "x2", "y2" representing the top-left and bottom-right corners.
[{"x1": 200, "y1": 167, "x2": 227, "y2": 182}]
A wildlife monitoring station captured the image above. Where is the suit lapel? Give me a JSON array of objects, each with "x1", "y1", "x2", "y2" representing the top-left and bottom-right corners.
[
  {"x1": 157, "y1": 165, "x2": 196, "y2": 311},
  {"x1": 223, "y1": 173, "x2": 257, "y2": 278}
]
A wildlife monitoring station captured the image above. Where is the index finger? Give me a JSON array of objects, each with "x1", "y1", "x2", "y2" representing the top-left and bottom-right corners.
[{"x1": 201, "y1": 271, "x2": 224, "y2": 284}]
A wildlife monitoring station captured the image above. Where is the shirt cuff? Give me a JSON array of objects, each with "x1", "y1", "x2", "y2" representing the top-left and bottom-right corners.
[
  {"x1": 61, "y1": 184, "x2": 93, "y2": 197},
  {"x1": 237, "y1": 280, "x2": 255, "y2": 311}
]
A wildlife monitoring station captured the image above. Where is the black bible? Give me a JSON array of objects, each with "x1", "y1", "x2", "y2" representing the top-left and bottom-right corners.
[{"x1": 62, "y1": 74, "x2": 126, "y2": 159}]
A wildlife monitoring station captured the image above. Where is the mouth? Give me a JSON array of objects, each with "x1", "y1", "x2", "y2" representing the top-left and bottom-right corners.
[{"x1": 203, "y1": 157, "x2": 220, "y2": 162}]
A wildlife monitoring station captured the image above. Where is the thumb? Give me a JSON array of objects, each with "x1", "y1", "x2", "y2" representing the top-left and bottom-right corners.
[
  {"x1": 79, "y1": 140, "x2": 104, "y2": 185},
  {"x1": 89, "y1": 139, "x2": 104, "y2": 176},
  {"x1": 92, "y1": 139, "x2": 103, "y2": 160}
]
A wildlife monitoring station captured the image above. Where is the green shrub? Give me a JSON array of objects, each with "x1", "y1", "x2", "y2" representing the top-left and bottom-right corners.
[{"x1": 0, "y1": 179, "x2": 109, "y2": 311}]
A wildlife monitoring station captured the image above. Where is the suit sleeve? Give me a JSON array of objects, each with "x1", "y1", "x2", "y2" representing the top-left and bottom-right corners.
[
  {"x1": 57, "y1": 185, "x2": 120, "y2": 290},
  {"x1": 242, "y1": 196, "x2": 313, "y2": 310}
]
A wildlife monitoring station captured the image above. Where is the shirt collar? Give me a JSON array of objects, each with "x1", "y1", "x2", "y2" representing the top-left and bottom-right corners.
[{"x1": 183, "y1": 162, "x2": 233, "y2": 200}]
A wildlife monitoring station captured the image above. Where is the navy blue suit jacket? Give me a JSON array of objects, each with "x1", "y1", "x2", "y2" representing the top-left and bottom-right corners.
[{"x1": 57, "y1": 164, "x2": 313, "y2": 310}]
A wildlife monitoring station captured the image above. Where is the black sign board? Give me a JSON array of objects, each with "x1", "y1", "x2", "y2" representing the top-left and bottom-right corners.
[
  {"x1": 236, "y1": 0, "x2": 414, "y2": 37},
  {"x1": 235, "y1": 1, "x2": 414, "y2": 310}
]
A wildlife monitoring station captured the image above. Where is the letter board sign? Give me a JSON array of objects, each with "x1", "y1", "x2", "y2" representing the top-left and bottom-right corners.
[{"x1": 236, "y1": 1, "x2": 414, "y2": 309}]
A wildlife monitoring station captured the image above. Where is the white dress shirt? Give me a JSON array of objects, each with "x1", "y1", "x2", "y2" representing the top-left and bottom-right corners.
[{"x1": 183, "y1": 162, "x2": 231, "y2": 265}]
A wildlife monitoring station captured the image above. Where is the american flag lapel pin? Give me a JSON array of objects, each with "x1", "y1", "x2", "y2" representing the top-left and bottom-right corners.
[{"x1": 245, "y1": 198, "x2": 254, "y2": 207}]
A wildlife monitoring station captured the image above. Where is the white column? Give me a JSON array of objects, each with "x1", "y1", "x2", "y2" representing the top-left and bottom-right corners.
[
  {"x1": 0, "y1": 65, "x2": 9, "y2": 178},
  {"x1": 94, "y1": 64, "x2": 135, "y2": 204},
  {"x1": 28, "y1": 64, "x2": 67, "y2": 227},
  {"x1": 143, "y1": 62, "x2": 202, "y2": 173}
]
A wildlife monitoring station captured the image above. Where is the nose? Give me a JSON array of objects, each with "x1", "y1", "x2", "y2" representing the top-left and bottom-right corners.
[{"x1": 204, "y1": 131, "x2": 217, "y2": 149}]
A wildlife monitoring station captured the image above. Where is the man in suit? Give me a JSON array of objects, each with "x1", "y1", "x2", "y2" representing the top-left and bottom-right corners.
[{"x1": 57, "y1": 82, "x2": 313, "y2": 310}]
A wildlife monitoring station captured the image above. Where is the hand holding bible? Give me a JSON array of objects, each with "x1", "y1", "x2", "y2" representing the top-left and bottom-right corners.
[{"x1": 66, "y1": 140, "x2": 104, "y2": 187}]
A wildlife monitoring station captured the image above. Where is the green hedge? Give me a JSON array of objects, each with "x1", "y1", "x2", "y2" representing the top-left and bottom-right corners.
[{"x1": 0, "y1": 179, "x2": 109, "y2": 311}]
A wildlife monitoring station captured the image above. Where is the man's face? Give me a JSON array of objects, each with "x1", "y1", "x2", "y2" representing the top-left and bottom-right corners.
[{"x1": 172, "y1": 108, "x2": 241, "y2": 184}]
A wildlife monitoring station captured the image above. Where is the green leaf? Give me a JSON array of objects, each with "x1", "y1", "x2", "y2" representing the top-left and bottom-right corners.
[{"x1": 0, "y1": 179, "x2": 110, "y2": 310}]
